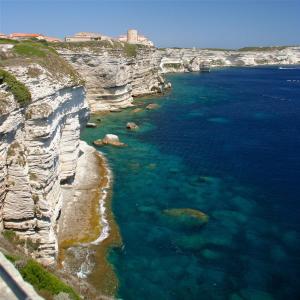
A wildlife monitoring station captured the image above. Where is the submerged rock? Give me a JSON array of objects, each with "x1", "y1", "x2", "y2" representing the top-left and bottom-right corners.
[
  {"x1": 93, "y1": 134, "x2": 126, "y2": 147},
  {"x1": 132, "y1": 108, "x2": 143, "y2": 113},
  {"x1": 86, "y1": 122, "x2": 97, "y2": 128},
  {"x1": 126, "y1": 122, "x2": 139, "y2": 130},
  {"x1": 163, "y1": 208, "x2": 209, "y2": 226},
  {"x1": 146, "y1": 103, "x2": 160, "y2": 110}
]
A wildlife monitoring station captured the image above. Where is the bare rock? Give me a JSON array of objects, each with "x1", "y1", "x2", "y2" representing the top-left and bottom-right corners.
[
  {"x1": 86, "y1": 122, "x2": 97, "y2": 128},
  {"x1": 146, "y1": 103, "x2": 160, "y2": 110},
  {"x1": 93, "y1": 134, "x2": 126, "y2": 147},
  {"x1": 132, "y1": 108, "x2": 143, "y2": 113},
  {"x1": 126, "y1": 122, "x2": 139, "y2": 130}
]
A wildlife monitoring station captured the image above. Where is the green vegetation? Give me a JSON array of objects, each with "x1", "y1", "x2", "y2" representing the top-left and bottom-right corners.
[
  {"x1": 19, "y1": 260, "x2": 80, "y2": 300},
  {"x1": 0, "y1": 69, "x2": 31, "y2": 106},
  {"x1": 123, "y1": 43, "x2": 138, "y2": 57},
  {"x1": 0, "y1": 38, "x2": 19, "y2": 44},
  {"x1": 4, "y1": 254, "x2": 20, "y2": 263},
  {"x1": 238, "y1": 46, "x2": 289, "y2": 52},
  {"x1": 13, "y1": 42, "x2": 47, "y2": 57},
  {"x1": 0, "y1": 40, "x2": 82, "y2": 85},
  {"x1": 2, "y1": 229, "x2": 17, "y2": 241},
  {"x1": 54, "y1": 40, "x2": 145, "y2": 58},
  {"x1": 163, "y1": 63, "x2": 182, "y2": 69},
  {"x1": 1, "y1": 230, "x2": 82, "y2": 300},
  {"x1": 203, "y1": 48, "x2": 235, "y2": 51}
]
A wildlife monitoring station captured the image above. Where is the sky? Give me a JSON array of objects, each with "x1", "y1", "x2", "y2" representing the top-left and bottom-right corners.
[{"x1": 0, "y1": 0, "x2": 299, "y2": 49}]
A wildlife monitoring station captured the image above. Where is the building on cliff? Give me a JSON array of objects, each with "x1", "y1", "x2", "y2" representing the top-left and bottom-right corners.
[
  {"x1": 117, "y1": 29, "x2": 154, "y2": 47},
  {"x1": 65, "y1": 32, "x2": 111, "y2": 42},
  {"x1": 3, "y1": 33, "x2": 62, "y2": 42},
  {"x1": 9, "y1": 33, "x2": 42, "y2": 40},
  {"x1": 0, "y1": 33, "x2": 8, "y2": 39}
]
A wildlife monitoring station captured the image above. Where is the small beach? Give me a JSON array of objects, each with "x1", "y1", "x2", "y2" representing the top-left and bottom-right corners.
[{"x1": 58, "y1": 141, "x2": 121, "y2": 297}]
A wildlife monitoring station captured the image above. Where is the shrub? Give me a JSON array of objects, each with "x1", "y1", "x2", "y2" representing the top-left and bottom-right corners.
[
  {"x1": 0, "y1": 38, "x2": 19, "y2": 44},
  {"x1": 2, "y1": 229, "x2": 17, "y2": 241},
  {"x1": 5, "y1": 254, "x2": 20, "y2": 263},
  {"x1": 19, "y1": 260, "x2": 80, "y2": 300},
  {"x1": 123, "y1": 43, "x2": 138, "y2": 57},
  {"x1": 163, "y1": 63, "x2": 182, "y2": 69},
  {"x1": 13, "y1": 42, "x2": 47, "y2": 58},
  {"x1": 0, "y1": 69, "x2": 31, "y2": 105}
]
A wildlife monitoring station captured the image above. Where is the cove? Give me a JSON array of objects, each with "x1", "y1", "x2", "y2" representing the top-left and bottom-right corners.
[{"x1": 81, "y1": 66, "x2": 300, "y2": 300}]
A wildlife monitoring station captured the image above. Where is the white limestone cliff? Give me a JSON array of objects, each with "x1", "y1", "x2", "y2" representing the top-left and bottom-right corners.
[
  {"x1": 0, "y1": 64, "x2": 88, "y2": 265},
  {"x1": 158, "y1": 46, "x2": 300, "y2": 73},
  {"x1": 57, "y1": 46, "x2": 169, "y2": 113}
]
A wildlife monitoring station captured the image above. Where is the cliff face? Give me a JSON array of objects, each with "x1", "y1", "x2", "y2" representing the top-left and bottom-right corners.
[
  {"x1": 57, "y1": 45, "x2": 169, "y2": 113},
  {"x1": 158, "y1": 46, "x2": 300, "y2": 72},
  {"x1": 0, "y1": 61, "x2": 88, "y2": 265}
]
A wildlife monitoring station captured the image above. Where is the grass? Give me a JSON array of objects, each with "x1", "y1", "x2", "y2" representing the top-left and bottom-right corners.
[
  {"x1": 13, "y1": 42, "x2": 48, "y2": 57},
  {"x1": 163, "y1": 63, "x2": 182, "y2": 69},
  {"x1": 0, "y1": 39, "x2": 82, "y2": 85},
  {"x1": 0, "y1": 68, "x2": 31, "y2": 106},
  {"x1": 238, "y1": 46, "x2": 290, "y2": 52},
  {"x1": 4, "y1": 254, "x2": 20, "y2": 263},
  {"x1": 54, "y1": 40, "x2": 145, "y2": 58},
  {"x1": 19, "y1": 260, "x2": 80, "y2": 300},
  {"x1": 0, "y1": 38, "x2": 19, "y2": 44}
]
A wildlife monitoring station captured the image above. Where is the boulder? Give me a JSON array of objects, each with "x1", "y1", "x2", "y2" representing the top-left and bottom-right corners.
[
  {"x1": 163, "y1": 208, "x2": 209, "y2": 227},
  {"x1": 126, "y1": 122, "x2": 139, "y2": 130},
  {"x1": 86, "y1": 122, "x2": 97, "y2": 128},
  {"x1": 164, "y1": 82, "x2": 172, "y2": 89},
  {"x1": 146, "y1": 103, "x2": 160, "y2": 110},
  {"x1": 132, "y1": 108, "x2": 143, "y2": 113},
  {"x1": 93, "y1": 134, "x2": 126, "y2": 147}
]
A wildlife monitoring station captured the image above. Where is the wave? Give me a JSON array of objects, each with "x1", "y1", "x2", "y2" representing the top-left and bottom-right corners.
[{"x1": 279, "y1": 67, "x2": 300, "y2": 70}]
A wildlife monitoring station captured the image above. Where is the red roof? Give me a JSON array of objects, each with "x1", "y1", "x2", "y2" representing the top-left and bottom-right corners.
[{"x1": 10, "y1": 33, "x2": 41, "y2": 38}]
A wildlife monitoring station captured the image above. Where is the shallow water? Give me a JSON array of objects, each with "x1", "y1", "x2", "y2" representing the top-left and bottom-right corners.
[{"x1": 81, "y1": 66, "x2": 300, "y2": 300}]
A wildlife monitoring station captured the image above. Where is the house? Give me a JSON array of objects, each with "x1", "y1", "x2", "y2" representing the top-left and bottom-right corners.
[{"x1": 9, "y1": 33, "x2": 42, "y2": 40}]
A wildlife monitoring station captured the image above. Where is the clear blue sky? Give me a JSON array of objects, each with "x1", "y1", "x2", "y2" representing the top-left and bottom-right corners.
[{"x1": 0, "y1": 0, "x2": 299, "y2": 48}]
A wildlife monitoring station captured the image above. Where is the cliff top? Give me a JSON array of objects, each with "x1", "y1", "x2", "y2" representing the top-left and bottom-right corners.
[
  {"x1": 0, "y1": 38, "x2": 83, "y2": 86},
  {"x1": 53, "y1": 40, "x2": 149, "y2": 57}
]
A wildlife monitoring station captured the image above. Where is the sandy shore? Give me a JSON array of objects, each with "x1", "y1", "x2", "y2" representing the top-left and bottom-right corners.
[{"x1": 57, "y1": 141, "x2": 121, "y2": 298}]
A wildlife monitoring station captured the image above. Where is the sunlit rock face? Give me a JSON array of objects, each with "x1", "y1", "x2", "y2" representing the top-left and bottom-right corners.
[
  {"x1": 58, "y1": 47, "x2": 168, "y2": 113},
  {"x1": 0, "y1": 64, "x2": 88, "y2": 265},
  {"x1": 157, "y1": 46, "x2": 300, "y2": 73}
]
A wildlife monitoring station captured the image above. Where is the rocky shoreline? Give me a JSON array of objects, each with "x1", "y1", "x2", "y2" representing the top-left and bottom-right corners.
[{"x1": 57, "y1": 141, "x2": 121, "y2": 297}]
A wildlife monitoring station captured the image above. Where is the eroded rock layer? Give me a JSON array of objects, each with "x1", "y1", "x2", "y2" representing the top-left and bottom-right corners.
[
  {"x1": 58, "y1": 46, "x2": 169, "y2": 113},
  {"x1": 0, "y1": 64, "x2": 88, "y2": 265},
  {"x1": 157, "y1": 46, "x2": 300, "y2": 73}
]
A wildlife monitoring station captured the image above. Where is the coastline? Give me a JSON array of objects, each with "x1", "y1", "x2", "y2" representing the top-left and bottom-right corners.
[{"x1": 57, "y1": 141, "x2": 122, "y2": 297}]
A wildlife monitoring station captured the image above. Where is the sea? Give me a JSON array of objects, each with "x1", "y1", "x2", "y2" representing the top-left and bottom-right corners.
[{"x1": 81, "y1": 66, "x2": 300, "y2": 300}]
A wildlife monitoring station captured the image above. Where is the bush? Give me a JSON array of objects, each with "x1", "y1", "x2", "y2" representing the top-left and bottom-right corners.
[
  {"x1": 123, "y1": 43, "x2": 138, "y2": 57},
  {"x1": 0, "y1": 69, "x2": 31, "y2": 105},
  {"x1": 19, "y1": 260, "x2": 80, "y2": 300},
  {"x1": 4, "y1": 254, "x2": 20, "y2": 263},
  {"x1": 2, "y1": 229, "x2": 17, "y2": 241},
  {"x1": 163, "y1": 63, "x2": 182, "y2": 69},
  {"x1": 0, "y1": 38, "x2": 19, "y2": 44}
]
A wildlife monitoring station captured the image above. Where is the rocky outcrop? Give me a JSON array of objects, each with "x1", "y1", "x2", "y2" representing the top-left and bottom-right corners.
[
  {"x1": 93, "y1": 134, "x2": 125, "y2": 147},
  {"x1": 57, "y1": 46, "x2": 170, "y2": 113},
  {"x1": 0, "y1": 63, "x2": 88, "y2": 265},
  {"x1": 158, "y1": 46, "x2": 300, "y2": 73}
]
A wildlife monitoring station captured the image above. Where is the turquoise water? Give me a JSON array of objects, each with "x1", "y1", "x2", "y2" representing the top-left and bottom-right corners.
[{"x1": 81, "y1": 67, "x2": 300, "y2": 300}]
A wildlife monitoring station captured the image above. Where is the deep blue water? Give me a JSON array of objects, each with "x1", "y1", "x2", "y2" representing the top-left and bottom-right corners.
[{"x1": 82, "y1": 66, "x2": 300, "y2": 300}]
